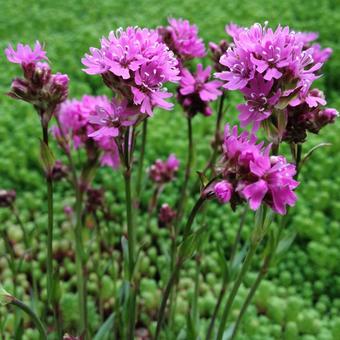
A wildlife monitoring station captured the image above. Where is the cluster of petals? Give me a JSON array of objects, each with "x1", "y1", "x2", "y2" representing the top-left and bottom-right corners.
[
  {"x1": 149, "y1": 154, "x2": 180, "y2": 184},
  {"x1": 5, "y1": 41, "x2": 69, "y2": 117},
  {"x1": 53, "y1": 95, "x2": 121, "y2": 169},
  {"x1": 158, "y1": 18, "x2": 206, "y2": 62},
  {"x1": 178, "y1": 64, "x2": 222, "y2": 117},
  {"x1": 213, "y1": 125, "x2": 299, "y2": 215},
  {"x1": 5, "y1": 41, "x2": 47, "y2": 65},
  {"x1": 82, "y1": 27, "x2": 180, "y2": 116},
  {"x1": 215, "y1": 23, "x2": 334, "y2": 133}
]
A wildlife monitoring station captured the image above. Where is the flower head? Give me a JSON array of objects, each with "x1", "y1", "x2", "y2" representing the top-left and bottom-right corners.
[
  {"x1": 158, "y1": 18, "x2": 206, "y2": 62},
  {"x1": 149, "y1": 154, "x2": 180, "y2": 184},
  {"x1": 53, "y1": 95, "x2": 121, "y2": 169},
  {"x1": 214, "y1": 125, "x2": 298, "y2": 214},
  {"x1": 88, "y1": 99, "x2": 138, "y2": 139},
  {"x1": 5, "y1": 41, "x2": 47, "y2": 65},
  {"x1": 215, "y1": 23, "x2": 332, "y2": 138},
  {"x1": 4, "y1": 41, "x2": 68, "y2": 124},
  {"x1": 178, "y1": 64, "x2": 222, "y2": 117},
  {"x1": 82, "y1": 27, "x2": 179, "y2": 116}
]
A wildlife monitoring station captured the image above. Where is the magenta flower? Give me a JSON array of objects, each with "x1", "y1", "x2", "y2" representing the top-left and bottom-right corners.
[
  {"x1": 214, "y1": 180, "x2": 233, "y2": 203},
  {"x1": 216, "y1": 48, "x2": 255, "y2": 90},
  {"x1": 131, "y1": 62, "x2": 174, "y2": 115},
  {"x1": 240, "y1": 155, "x2": 298, "y2": 214},
  {"x1": 178, "y1": 64, "x2": 222, "y2": 117},
  {"x1": 5, "y1": 41, "x2": 47, "y2": 65},
  {"x1": 158, "y1": 18, "x2": 206, "y2": 62},
  {"x1": 237, "y1": 76, "x2": 280, "y2": 131},
  {"x1": 82, "y1": 27, "x2": 179, "y2": 116},
  {"x1": 88, "y1": 99, "x2": 138, "y2": 139},
  {"x1": 215, "y1": 125, "x2": 298, "y2": 214},
  {"x1": 4, "y1": 41, "x2": 68, "y2": 125},
  {"x1": 250, "y1": 26, "x2": 293, "y2": 81},
  {"x1": 216, "y1": 23, "x2": 333, "y2": 137}
]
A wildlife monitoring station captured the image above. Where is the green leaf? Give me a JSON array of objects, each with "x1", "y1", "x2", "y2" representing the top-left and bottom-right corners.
[
  {"x1": 300, "y1": 143, "x2": 332, "y2": 169},
  {"x1": 178, "y1": 227, "x2": 207, "y2": 262},
  {"x1": 186, "y1": 310, "x2": 197, "y2": 340},
  {"x1": 217, "y1": 246, "x2": 229, "y2": 281},
  {"x1": 0, "y1": 284, "x2": 13, "y2": 306},
  {"x1": 93, "y1": 313, "x2": 115, "y2": 340},
  {"x1": 275, "y1": 232, "x2": 297, "y2": 256},
  {"x1": 39, "y1": 139, "x2": 55, "y2": 174},
  {"x1": 230, "y1": 244, "x2": 247, "y2": 279}
]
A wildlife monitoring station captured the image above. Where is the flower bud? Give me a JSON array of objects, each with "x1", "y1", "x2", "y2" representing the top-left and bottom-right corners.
[
  {"x1": 214, "y1": 180, "x2": 233, "y2": 203},
  {"x1": 158, "y1": 203, "x2": 176, "y2": 226}
]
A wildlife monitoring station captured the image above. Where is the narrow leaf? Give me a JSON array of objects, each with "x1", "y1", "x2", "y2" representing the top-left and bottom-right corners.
[
  {"x1": 275, "y1": 232, "x2": 297, "y2": 256},
  {"x1": 0, "y1": 285, "x2": 13, "y2": 306},
  {"x1": 93, "y1": 313, "x2": 115, "y2": 340}
]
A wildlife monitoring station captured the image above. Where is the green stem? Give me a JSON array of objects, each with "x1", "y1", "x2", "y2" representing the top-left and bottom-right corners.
[
  {"x1": 74, "y1": 189, "x2": 88, "y2": 337},
  {"x1": 11, "y1": 298, "x2": 47, "y2": 339},
  {"x1": 230, "y1": 206, "x2": 248, "y2": 263},
  {"x1": 205, "y1": 207, "x2": 247, "y2": 340},
  {"x1": 191, "y1": 254, "x2": 201, "y2": 326},
  {"x1": 155, "y1": 264, "x2": 180, "y2": 340},
  {"x1": 136, "y1": 119, "x2": 147, "y2": 201},
  {"x1": 155, "y1": 196, "x2": 207, "y2": 339},
  {"x1": 230, "y1": 213, "x2": 286, "y2": 339},
  {"x1": 122, "y1": 127, "x2": 137, "y2": 339},
  {"x1": 216, "y1": 245, "x2": 257, "y2": 340},
  {"x1": 176, "y1": 117, "x2": 194, "y2": 224},
  {"x1": 42, "y1": 126, "x2": 54, "y2": 312},
  {"x1": 56, "y1": 113, "x2": 88, "y2": 337},
  {"x1": 230, "y1": 253, "x2": 272, "y2": 340},
  {"x1": 203, "y1": 92, "x2": 226, "y2": 174},
  {"x1": 205, "y1": 276, "x2": 228, "y2": 340}
]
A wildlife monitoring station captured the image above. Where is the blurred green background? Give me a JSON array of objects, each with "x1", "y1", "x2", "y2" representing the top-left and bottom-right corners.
[{"x1": 1, "y1": 0, "x2": 340, "y2": 339}]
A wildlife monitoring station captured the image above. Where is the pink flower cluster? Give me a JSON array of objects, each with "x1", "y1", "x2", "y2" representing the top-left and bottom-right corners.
[
  {"x1": 158, "y1": 203, "x2": 176, "y2": 226},
  {"x1": 158, "y1": 18, "x2": 206, "y2": 63},
  {"x1": 283, "y1": 89, "x2": 338, "y2": 143},
  {"x1": 82, "y1": 27, "x2": 180, "y2": 116},
  {"x1": 53, "y1": 95, "x2": 121, "y2": 169},
  {"x1": 5, "y1": 41, "x2": 69, "y2": 124},
  {"x1": 215, "y1": 23, "x2": 336, "y2": 135},
  {"x1": 149, "y1": 154, "x2": 180, "y2": 184},
  {"x1": 178, "y1": 64, "x2": 222, "y2": 117},
  {"x1": 213, "y1": 125, "x2": 299, "y2": 214}
]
